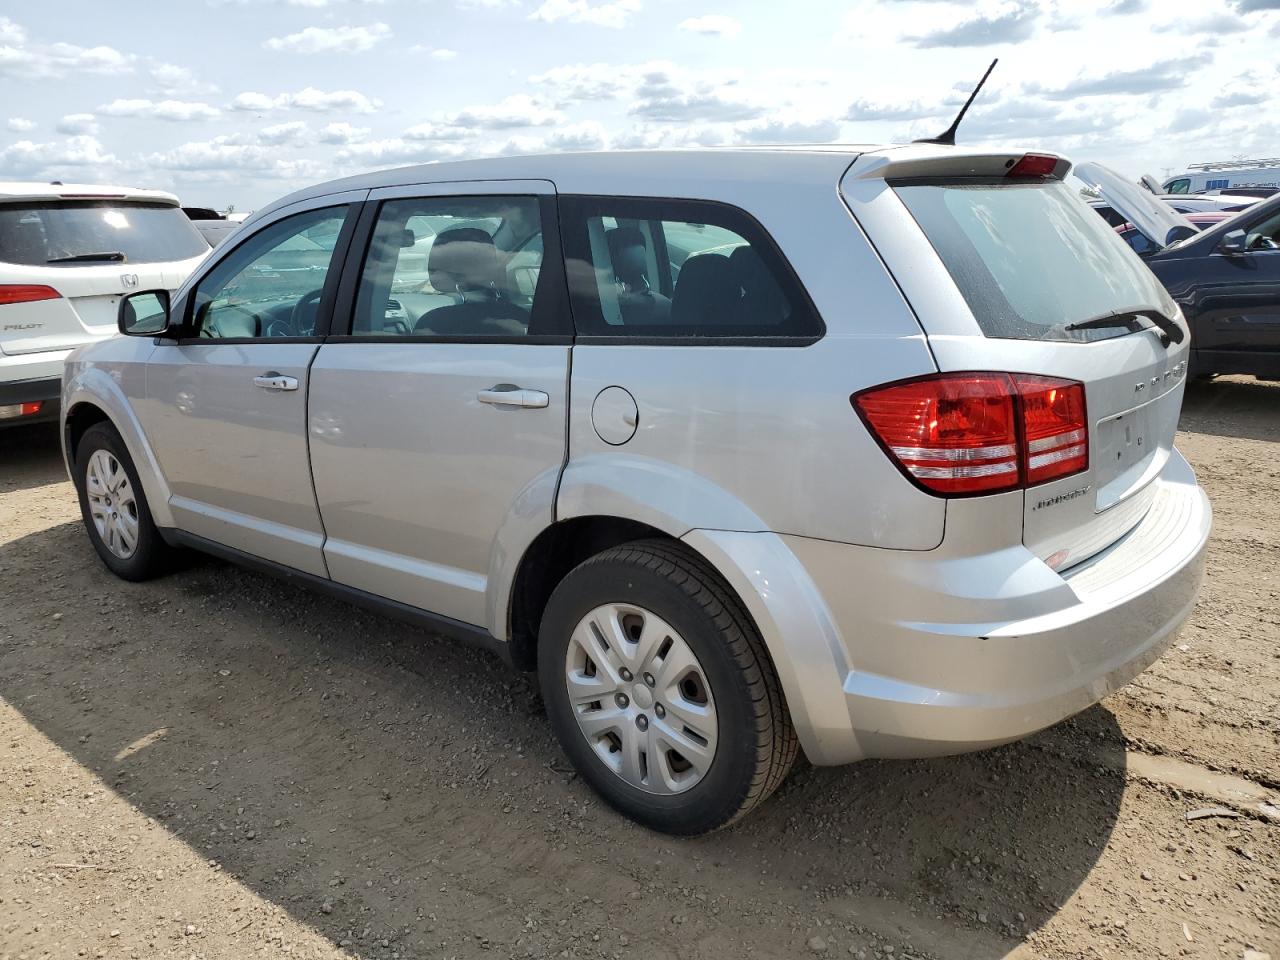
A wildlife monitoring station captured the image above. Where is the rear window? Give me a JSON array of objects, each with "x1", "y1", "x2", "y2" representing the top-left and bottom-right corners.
[
  {"x1": 894, "y1": 180, "x2": 1177, "y2": 343},
  {"x1": 0, "y1": 200, "x2": 209, "y2": 267}
]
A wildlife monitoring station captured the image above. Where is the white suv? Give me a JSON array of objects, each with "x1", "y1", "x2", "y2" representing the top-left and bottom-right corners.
[
  {"x1": 0, "y1": 183, "x2": 208, "y2": 426},
  {"x1": 61, "y1": 147, "x2": 1211, "y2": 834}
]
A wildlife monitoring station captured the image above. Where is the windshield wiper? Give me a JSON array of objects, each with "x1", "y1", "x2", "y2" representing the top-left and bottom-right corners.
[
  {"x1": 1066, "y1": 307, "x2": 1184, "y2": 346},
  {"x1": 47, "y1": 251, "x2": 126, "y2": 264}
]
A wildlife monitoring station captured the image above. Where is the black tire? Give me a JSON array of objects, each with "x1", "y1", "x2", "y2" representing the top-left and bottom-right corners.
[
  {"x1": 73, "y1": 422, "x2": 176, "y2": 581},
  {"x1": 538, "y1": 539, "x2": 797, "y2": 835}
]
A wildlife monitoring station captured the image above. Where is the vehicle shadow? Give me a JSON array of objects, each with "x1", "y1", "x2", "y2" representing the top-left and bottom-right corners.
[
  {"x1": 0, "y1": 520, "x2": 1125, "y2": 957},
  {"x1": 0, "y1": 421, "x2": 66, "y2": 494},
  {"x1": 1179, "y1": 376, "x2": 1280, "y2": 444}
]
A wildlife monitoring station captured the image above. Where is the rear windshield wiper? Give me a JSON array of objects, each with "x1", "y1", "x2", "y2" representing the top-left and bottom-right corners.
[
  {"x1": 1066, "y1": 308, "x2": 1184, "y2": 346},
  {"x1": 47, "y1": 251, "x2": 127, "y2": 264}
]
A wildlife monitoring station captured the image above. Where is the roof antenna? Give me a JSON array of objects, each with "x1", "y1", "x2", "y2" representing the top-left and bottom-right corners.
[{"x1": 915, "y1": 58, "x2": 998, "y2": 146}]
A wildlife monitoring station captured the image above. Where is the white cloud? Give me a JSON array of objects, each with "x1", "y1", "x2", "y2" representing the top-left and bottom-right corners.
[
  {"x1": 318, "y1": 121, "x2": 370, "y2": 144},
  {"x1": 99, "y1": 99, "x2": 222, "y2": 122},
  {"x1": 334, "y1": 138, "x2": 470, "y2": 167},
  {"x1": 263, "y1": 22, "x2": 392, "y2": 54},
  {"x1": 530, "y1": 62, "x2": 630, "y2": 101},
  {"x1": 228, "y1": 87, "x2": 381, "y2": 114},
  {"x1": 403, "y1": 122, "x2": 473, "y2": 141},
  {"x1": 678, "y1": 14, "x2": 742, "y2": 36},
  {"x1": 150, "y1": 62, "x2": 218, "y2": 95},
  {"x1": 7, "y1": 117, "x2": 36, "y2": 132},
  {"x1": 144, "y1": 136, "x2": 328, "y2": 180},
  {"x1": 432, "y1": 48, "x2": 458, "y2": 59},
  {"x1": 734, "y1": 118, "x2": 840, "y2": 143},
  {"x1": 0, "y1": 17, "x2": 134, "y2": 78},
  {"x1": 55, "y1": 113, "x2": 98, "y2": 135},
  {"x1": 448, "y1": 94, "x2": 563, "y2": 129},
  {"x1": 493, "y1": 121, "x2": 608, "y2": 155},
  {"x1": 0, "y1": 135, "x2": 118, "y2": 176},
  {"x1": 529, "y1": 0, "x2": 641, "y2": 28},
  {"x1": 259, "y1": 120, "x2": 309, "y2": 144}
]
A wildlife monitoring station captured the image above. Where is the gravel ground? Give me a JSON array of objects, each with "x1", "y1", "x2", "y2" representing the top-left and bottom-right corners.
[{"x1": 1, "y1": 376, "x2": 1277, "y2": 960}]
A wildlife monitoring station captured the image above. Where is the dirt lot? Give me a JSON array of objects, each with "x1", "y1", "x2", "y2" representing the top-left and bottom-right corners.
[{"x1": 1, "y1": 376, "x2": 1277, "y2": 960}]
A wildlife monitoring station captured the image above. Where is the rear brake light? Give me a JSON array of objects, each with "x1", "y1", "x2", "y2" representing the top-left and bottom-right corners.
[
  {"x1": 0, "y1": 284, "x2": 61, "y2": 305},
  {"x1": 853, "y1": 372, "x2": 1087, "y2": 496},
  {"x1": 1007, "y1": 154, "x2": 1059, "y2": 178}
]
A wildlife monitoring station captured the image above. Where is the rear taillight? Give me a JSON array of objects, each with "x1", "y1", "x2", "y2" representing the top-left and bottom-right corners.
[
  {"x1": 0, "y1": 284, "x2": 61, "y2": 305},
  {"x1": 1017, "y1": 375, "x2": 1088, "y2": 485},
  {"x1": 0, "y1": 401, "x2": 44, "y2": 420},
  {"x1": 853, "y1": 372, "x2": 1088, "y2": 496}
]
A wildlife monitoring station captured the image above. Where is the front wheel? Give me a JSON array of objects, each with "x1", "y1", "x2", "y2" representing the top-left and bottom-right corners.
[
  {"x1": 538, "y1": 540, "x2": 796, "y2": 835},
  {"x1": 74, "y1": 422, "x2": 176, "y2": 581}
]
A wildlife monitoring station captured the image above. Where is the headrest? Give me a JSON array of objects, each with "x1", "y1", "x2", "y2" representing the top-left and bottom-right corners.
[
  {"x1": 729, "y1": 245, "x2": 788, "y2": 324},
  {"x1": 670, "y1": 253, "x2": 739, "y2": 327},
  {"x1": 428, "y1": 227, "x2": 501, "y2": 295},
  {"x1": 606, "y1": 226, "x2": 650, "y2": 289}
]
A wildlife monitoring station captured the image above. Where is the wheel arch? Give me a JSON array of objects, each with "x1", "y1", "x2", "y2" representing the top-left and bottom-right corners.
[
  {"x1": 61, "y1": 368, "x2": 175, "y2": 528},
  {"x1": 505, "y1": 515, "x2": 674, "y2": 670}
]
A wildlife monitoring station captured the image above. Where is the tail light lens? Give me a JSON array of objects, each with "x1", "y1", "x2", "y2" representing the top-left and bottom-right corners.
[
  {"x1": 0, "y1": 284, "x2": 61, "y2": 305},
  {"x1": 853, "y1": 372, "x2": 1088, "y2": 496},
  {"x1": 1017, "y1": 375, "x2": 1088, "y2": 484}
]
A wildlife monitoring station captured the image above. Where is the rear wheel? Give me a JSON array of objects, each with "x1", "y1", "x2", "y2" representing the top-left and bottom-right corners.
[
  {"x1": 74, "y1": 422, "x2": 175, "y2": 581},
  {"x1": 538, "y1": 539, "x2": 796, "y2": 834}
]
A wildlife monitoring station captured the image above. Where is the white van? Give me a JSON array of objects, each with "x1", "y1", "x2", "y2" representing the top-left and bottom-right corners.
[
  {"x1": 0, "y1": 183, "x2": 209, "y2": 426},
  {"x1": 1163, "y1": 159, "x2": 1280, "y2": 196}
]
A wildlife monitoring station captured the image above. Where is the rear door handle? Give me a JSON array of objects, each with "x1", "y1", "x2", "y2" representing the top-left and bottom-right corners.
[
  {"x1": 254, "y1": 372, "x2": 299, "y2": 392},
  {"x1": 477, "y1": 385, "x2": 549, "y2": 409}
]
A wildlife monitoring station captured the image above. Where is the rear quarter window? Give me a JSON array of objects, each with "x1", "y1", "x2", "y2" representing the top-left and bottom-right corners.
[{"x1": 559, "y1": 195, "x2": 823, "y2": 343}]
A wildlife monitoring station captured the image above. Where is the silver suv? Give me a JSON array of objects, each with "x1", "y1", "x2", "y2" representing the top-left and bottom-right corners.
[{"x1": 62, "y1": 147, "x2": 1212, "y2": 834}]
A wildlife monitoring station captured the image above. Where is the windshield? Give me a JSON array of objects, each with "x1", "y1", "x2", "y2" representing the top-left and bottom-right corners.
[
  {"x1": 894, "y1": 178, "x2": 1177, "y2": 343},
  {"x1": 1076, "y1": 162, "x2": 1196, "y2": 249},
  {"x1": 0, "y1": 200, "x2": 209, "y2": 266}
]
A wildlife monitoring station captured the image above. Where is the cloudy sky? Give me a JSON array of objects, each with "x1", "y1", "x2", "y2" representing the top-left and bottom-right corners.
[{"x1": 1, "y1": 0, "x2": 1277, "y2": 210}]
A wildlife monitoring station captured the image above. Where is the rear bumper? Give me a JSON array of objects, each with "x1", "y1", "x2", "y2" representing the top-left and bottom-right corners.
[
  {"x1": 0, "y1": 374, "x2": 62, "y2": 426},
  {"x1": 687, "y1": 449, "x2": 1210, "y2": 765}
]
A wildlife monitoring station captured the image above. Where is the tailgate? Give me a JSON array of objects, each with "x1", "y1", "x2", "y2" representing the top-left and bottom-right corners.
[
  {"x1": 0, "y1": 261, "x2": 200, "y2": 355},
  {"x1": 843, "y1": 151, "x2": 1191, "y2": 569}
]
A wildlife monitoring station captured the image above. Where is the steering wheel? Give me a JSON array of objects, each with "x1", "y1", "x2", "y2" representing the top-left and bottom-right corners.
[
  {"x1": 289, "y1": 288, "x2": 325, "y2": 336},
  {"x1": 1251, "y1": 235, "x2": 1280, "y2": 251}
]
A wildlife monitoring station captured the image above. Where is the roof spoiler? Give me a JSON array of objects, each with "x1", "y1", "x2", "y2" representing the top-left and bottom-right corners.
[{"x1": 846, "y1": 149, "x2": 1072, "y2": 182}]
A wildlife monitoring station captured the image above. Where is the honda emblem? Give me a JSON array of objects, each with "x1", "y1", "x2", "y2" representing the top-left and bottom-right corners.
[{"x1": 120, "y1": 273, "x2": 140, "y2": 289}]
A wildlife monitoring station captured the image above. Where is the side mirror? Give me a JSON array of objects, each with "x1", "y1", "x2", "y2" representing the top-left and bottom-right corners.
[
  {"x1": 118, "y1": 290, "x2": 172, "y2": 336},
  {"x1": 1219, "y1": 229, "x2": 1249, "y2": 257}
]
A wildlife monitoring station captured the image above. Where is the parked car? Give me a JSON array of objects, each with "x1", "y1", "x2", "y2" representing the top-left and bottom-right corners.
[
  {"x1": 1162, "y1": 158, "x2": 1280, "y2": 195},
  {"x1": 182, "y1": 207, "x2": 240, "y2": 248},
  {"x1": 1116, "y1": 211, "x2": 1235, "y2": 254},
  {"x1": 1089, "y1": 196, "x2": 1254, "y2": 229},
  {"x1": 1081, "y1": 162, "x2": 1280, "y2": 380},
  {"x1": 1, "y1": 183, "x2": 209, "y2": 426},
  {"x1": 62, "y1": 148, "x2": 1211, "y2": 833}
]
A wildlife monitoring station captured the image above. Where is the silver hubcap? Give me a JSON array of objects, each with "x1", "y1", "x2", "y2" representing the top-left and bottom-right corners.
[
  {"x1": 564, "y1": 603, "x2": 718, "y2": 795},
  {"x1": 85, "y1": 449, "x2": 139, "y2": 560}
]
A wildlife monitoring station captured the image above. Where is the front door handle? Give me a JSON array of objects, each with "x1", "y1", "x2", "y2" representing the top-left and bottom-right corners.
[
  {"x1": 254, "y1": 372, "x2": 299, "y2": 392},
  {"x1": 477, "y1": 385, "x2": 549, "y2": 409}
]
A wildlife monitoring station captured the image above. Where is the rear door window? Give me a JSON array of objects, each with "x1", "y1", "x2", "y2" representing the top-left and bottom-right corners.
[
  {"x1": 894, "y1": 180, "x2": 1177, "y2": 342},
  {"x1": 0, "y1": 201, "x2": 208, "y2": 266},
  {"x1": 559, "y1": 195, "x2": 823, "y2": 341}
]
